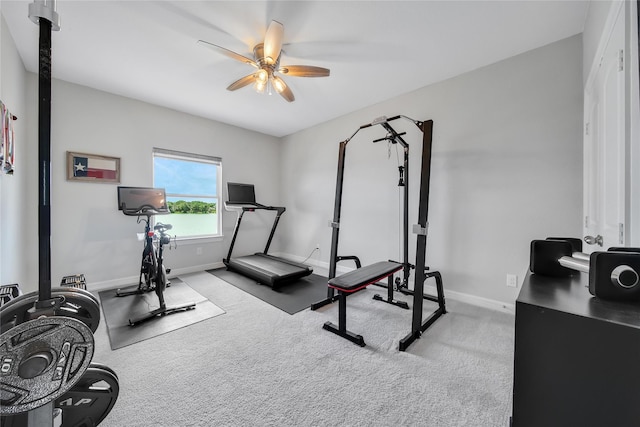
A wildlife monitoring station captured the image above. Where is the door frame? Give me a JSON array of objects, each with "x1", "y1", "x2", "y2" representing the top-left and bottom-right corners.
[{"x1": 583, "y1": 0, "x2": 640, "y2": 249}]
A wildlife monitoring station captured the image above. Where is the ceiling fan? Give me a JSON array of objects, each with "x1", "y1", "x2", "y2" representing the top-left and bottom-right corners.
[{"x1": 197, "y1": 20, "x2": 330, "y2": 102}]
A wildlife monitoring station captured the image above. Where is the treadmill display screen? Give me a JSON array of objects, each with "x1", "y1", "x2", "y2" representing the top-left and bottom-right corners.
[{"x1": 227, "y1": 182, "x2": 256, "y2": 204}]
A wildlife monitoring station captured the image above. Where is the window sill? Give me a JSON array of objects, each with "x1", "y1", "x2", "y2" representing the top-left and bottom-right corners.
[{"x1": 174, "y1": 235, "x2": 224, "y2": 245}]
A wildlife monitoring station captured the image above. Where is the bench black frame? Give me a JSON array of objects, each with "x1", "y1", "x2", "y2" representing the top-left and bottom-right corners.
[
  {"x1": 311, "y1": 116, "x2": 446, "y2": 351},
  {"x1": 323, "y1": 261, "x2": 403, "y2": 346}
]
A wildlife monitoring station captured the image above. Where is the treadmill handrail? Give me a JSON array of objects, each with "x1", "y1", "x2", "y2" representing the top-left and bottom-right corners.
[
  {"x1": 224, "y1": 203, "x2": 286, "y2": 263},
  {"x1": 242, "y1": 205, "x2": 285, "y2": 215},
  {"x1": 225, "y1": 201, "x2": 284, "y2": 212}
]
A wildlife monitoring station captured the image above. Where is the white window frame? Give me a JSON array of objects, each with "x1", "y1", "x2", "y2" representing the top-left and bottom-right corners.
[{"x1": 152, "y1": 148, "x2": 222, "y2": 241}]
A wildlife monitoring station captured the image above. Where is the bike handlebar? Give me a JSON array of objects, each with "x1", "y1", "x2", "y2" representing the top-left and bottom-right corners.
[{"x1": 122, "y1": 204, "x2": 169, "y2": 217}]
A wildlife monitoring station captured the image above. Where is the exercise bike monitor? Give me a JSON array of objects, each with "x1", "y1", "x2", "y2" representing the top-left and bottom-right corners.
[{"x1": 117, "y1": 186, "x2": 169, "y2": 214}]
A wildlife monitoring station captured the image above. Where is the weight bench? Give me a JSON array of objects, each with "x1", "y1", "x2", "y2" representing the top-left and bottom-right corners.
[{"x1": 323, "y1": 261, "x2": 403, "y2": 347}]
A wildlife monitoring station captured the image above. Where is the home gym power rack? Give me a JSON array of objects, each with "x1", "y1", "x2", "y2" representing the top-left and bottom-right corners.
[
  {"x1": 0, "y1": 2, "x2": 119, "y2": 426},
  {"x1": 311, "y1": 115, "x2": 446, "y2": 351}
]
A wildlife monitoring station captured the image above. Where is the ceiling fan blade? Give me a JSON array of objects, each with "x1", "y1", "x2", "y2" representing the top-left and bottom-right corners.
[
  {"x1": 263, "y1": 20, "x2": 284, "y2": 65},
  {"x1": 197, "y1": 40, "x2": 258, "y2": 68},
  {"x1": 226, "y1": 74, "x2": 257, "y2": 91},
  {"x1": 271, "y1": 75, "x2": 294, "y2": 102},
  {"x1": 278, "y1": 65, "x2": 330, "y2": 77}
]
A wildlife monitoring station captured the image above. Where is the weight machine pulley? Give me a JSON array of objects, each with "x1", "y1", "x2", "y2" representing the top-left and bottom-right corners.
[{"x1": 0, "y1": 2, "x2": 119, "y2": 425}]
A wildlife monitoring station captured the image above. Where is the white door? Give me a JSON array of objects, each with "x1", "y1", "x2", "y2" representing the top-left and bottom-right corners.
[{"x1": 584, "y1": 4, "x2": 627, "y2": 252}]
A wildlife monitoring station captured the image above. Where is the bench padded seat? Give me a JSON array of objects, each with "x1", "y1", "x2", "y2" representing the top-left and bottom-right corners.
[{"x1": 328, "y1": 261, "x2": 403, "y2": 293}]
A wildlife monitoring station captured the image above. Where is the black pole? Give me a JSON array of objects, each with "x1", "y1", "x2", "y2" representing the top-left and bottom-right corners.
[
  {"x1": 329, "y1": 140, "x2": 348, "y2": 282},
  {"x1": 224, "y1": 210, "x2": 245, "y2": 264},
  {"x1": 410, "y1": 120, "x2": 434, "y2": 333},
  {"x1": 310, "y1": 139, "x2": 349, "y2": 310},
  {"x1": 38, "y1": 18, "x2": 53, "y2": 302},
  {"x1": 263, "y1": 207, "x2": 286, "y2": 253}
]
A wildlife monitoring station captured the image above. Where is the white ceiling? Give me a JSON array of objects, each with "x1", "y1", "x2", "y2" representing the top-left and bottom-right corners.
[{"x1": 2, "y1": 1, "x2": 589, "y2": 137}]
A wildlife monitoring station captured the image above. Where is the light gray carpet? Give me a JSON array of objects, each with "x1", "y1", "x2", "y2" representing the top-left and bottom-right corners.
[{"x1": 90, "y1": 271, "x2": 514, "y2": 426}]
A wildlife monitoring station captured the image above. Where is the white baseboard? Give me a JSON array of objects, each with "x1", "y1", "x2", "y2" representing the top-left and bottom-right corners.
[
  {"x1": 88, "y1": 261, "x2": 224, "y2": 293},
  {"x1": 425, "y1": 284, "x2": 515, "y2": 314},
  {"x1": 277, "y1": 252, "x2": 515, "y2": 314},
  {"x1": 89, "y1": 253, "x2": 516, "y2": 315}
]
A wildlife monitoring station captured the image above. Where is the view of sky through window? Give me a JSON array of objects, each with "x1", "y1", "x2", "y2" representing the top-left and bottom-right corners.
[{"x1": 153, "y1": 157, "x2": 217, "y2": 196}]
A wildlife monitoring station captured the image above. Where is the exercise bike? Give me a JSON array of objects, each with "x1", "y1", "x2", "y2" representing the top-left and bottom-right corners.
[
  {"x1": 116, "y1": 212, "x2": 164, "y2": 297},
  {"x1": 128, "y1": 220, "x2": 195, "y2": 326},
  {"x1": 116, "y1": 192, "x2": 196, "y2": 326}
]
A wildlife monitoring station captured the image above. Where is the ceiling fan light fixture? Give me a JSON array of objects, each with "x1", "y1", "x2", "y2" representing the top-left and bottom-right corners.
[
  {"x1": 256, "y1": 69, "x2": 268, "y2": 84},
  {"x1": 199, "y1": 20, "x2": 325, "y2": 103},
  {"x1": 272, "y1": 75, "x2": 286, "y2": 94},
  {"x1": 255, "y1": 81, "x2": 267, "y2": 94},
  {"x1": 254, "y1": 69, "x2": 270, "y2": 94}
]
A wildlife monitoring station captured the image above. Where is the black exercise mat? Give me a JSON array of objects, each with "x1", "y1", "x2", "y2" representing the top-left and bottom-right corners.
[
  {"x1": 98, "y1": 278, "x2": 225, "y2": 350},
  {"x1": 207, "y1": 268, "x2": 328, "y2": 314}
]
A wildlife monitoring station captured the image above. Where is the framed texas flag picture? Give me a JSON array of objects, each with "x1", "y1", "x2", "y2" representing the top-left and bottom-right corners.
[{"x1": 67, "y1": 151, "x2": 120, "y2": 183}]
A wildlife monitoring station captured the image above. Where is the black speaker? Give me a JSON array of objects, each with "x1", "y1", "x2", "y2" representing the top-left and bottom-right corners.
[{"x1": 589, "y1": 252, "x2": 640, "y2": 301}]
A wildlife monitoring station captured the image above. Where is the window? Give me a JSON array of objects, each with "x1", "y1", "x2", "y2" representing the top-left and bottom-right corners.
[{"x1": 153, "y1": 148, "x2": 222, "y2": 239}]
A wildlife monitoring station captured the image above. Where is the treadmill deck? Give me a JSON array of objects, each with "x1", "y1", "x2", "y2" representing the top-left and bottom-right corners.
[{"x1": 225, "y1": 253, "x2": 313, "y2": 288}]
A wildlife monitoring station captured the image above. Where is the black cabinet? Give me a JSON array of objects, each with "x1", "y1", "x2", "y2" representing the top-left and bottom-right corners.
[{"x1": 512, "y1": 272, "x2": 640, "y2": 427}]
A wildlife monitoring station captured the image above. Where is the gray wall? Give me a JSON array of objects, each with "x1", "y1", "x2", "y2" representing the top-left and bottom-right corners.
[
  {"x1": 279, "y1": 35, "x2": 584, "y2": 309},
  {"x1": 46, "y1": 79, "x2": 282, "y2": 291},
  {"x1": 4, "y1": 60, "x2": 282, "y2": 293},
  {"x1": 1, "y1": 7, "x2": 604, "y2": 310},
  {"x1": 0, "y1": 12, "x2": 30, "y2": 288},
  {"x1": 1, "y1": 27, "x2": 584, "y2": 309}
]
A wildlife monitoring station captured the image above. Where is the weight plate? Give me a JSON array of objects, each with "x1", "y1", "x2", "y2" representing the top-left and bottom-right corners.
[
  {"x1": 52, "y1": 287, "x2": 100, "y2": 307},
  {"x1": 0, "y1": 363, "x2": 119, "y2": 427},
  {"x1": 0, "y1": 289, "x2": 101, "y2": 334},
  {"x1": 0, "y1": 316, "x2": 95, "y2": 415},
  {"x1": 56, "y1": 363, "x2": 120, "y2": 427}
]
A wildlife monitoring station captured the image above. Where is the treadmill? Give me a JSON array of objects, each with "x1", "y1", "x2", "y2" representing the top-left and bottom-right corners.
[{"x1": 223, "y1": 182, "x2": 313, "y2": 288}]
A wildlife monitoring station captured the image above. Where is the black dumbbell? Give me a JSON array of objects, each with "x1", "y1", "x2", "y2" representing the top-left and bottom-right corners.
[
  {"x1": 530, "y1": 237, "x2": 640, "y2": 301},
  {"x1": 529, "y1": 237, "x2": 584, "y2": 276},
  {"x1": 589, "y1": 251, "x2": 640, "y2": 300}
]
